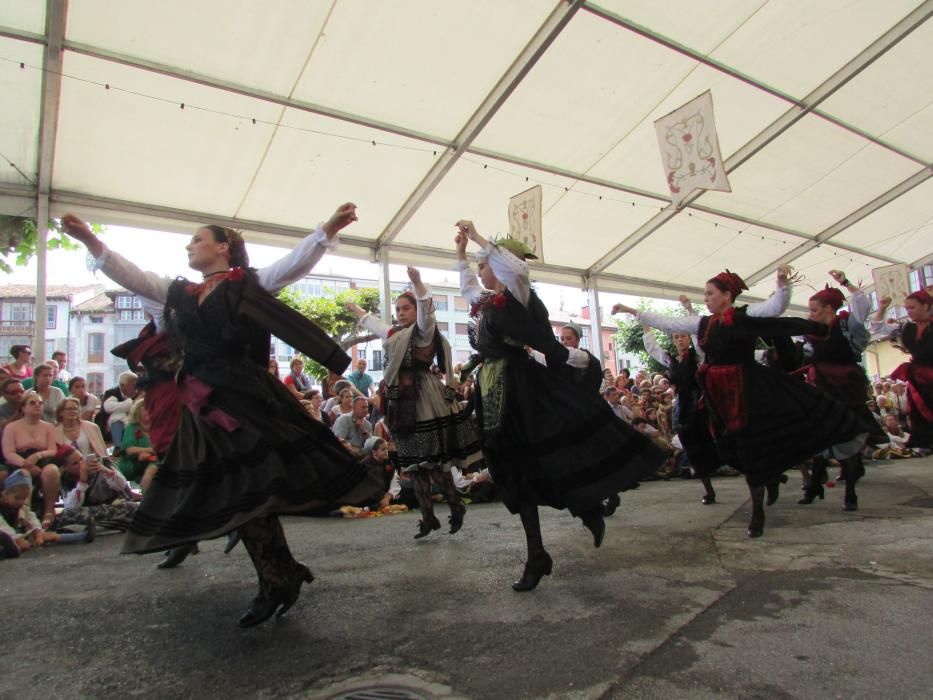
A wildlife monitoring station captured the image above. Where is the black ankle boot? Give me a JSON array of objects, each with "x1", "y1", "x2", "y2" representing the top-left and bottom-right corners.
[
  {"x1": 275, "y1": 563, "x2": 314, "y2": 618},
  {"x1": 157, "y1": 542, "x2": 199, "y2": 569},
  {"x1": 747, "y1": 513, "x2": 765, "y2": 538},
  {"x1": 701, "y1": 490, "x2": 716, "y2": 505},
  {"x1": 238, "y1": 592, "x2": 278, "y2": 628},
  {"x1": 797, "y1": 483, "x2": 825, "y2": 505},
  {"x1": 224, "y1": 530, "x2": 242, "y2": 554},
  {"x1": 843, "y1": 495, "x2": 858, "y2": 512},
  {"x1": 766, "y1": 474, "x2": 789, "y2": 506},
  {"x1": 448, "y1": 503, "x2": 466, "y2": 534},
  {"x1": 413, "y1": 514, "x2": 441, "y2": 539},
  {"x1": 512, "y1": 552, "x2": 553, "y2": 592},
  {"x1": 238, "y1": 564, "x2": 314, "y2": 628},
  {"x1": 581, "y1": 511, "x2": 605, "y2": 548}
]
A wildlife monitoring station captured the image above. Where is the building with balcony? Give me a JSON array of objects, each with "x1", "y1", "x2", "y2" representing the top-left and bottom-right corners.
[
  {"x1": 0, "y1": 284, "x2": 101, "y2": 362},
  {"x1": 71, "y1": 289, "x2": 147, "y2": 394}
]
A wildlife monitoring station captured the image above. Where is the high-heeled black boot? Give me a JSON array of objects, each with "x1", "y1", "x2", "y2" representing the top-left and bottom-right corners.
[
  {"x1": 797, "y1": 482, "x2": 825, "y2": 505},
  {"x1": 765, "y1": 473, "x2": 789, "y2": 506},
  {"x1": 448, "y1": 503, "x2": 466, "y2": 534},
  {"x1": 157, "y1": 542, "x2": 199, "y2": 569},
  {"x1": 238, "y1": 563, "x2": 314, "y2": 628},
  {"x1": 747, "y1": 484, "x2": 765, "y2": 538},
  {"x1": 512, "y1": 551, "x2": 553, "y2": 592},
  {"x1": 580, "y1": 511, "x2": 605, "y2": 548},
  {"x1": 224, "y1": 530, "x2": 241, "y2": 554},
  {"x1": 603, "y1": 493, "x2": 621, "y2": 517},
  {"x1": 701, "y1": 476, "x2": 716, "y2": 505},
  {"x1": 413, "y1": 513, "x2": 441, "y2": 539}
]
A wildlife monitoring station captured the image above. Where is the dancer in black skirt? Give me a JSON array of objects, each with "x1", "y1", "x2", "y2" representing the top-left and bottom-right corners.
[
  {"x1": 873, "y1": 288, "x2": 933, "y2": 449},
  {"x1": 615, "y1": 268, "x2": 867, "y2": 537},
  {"x1": 642, "y1": 309, "x2": 722, "y2": 506},
  {"x1": 455, "y1": 221, "x2": 664, "y2": 591},
  {"x1": 798, "y1": 270, "x2": 886, "y2": 511},
  {"x1": 61, "y1": 213, "x2": 381, "y2": 627}
]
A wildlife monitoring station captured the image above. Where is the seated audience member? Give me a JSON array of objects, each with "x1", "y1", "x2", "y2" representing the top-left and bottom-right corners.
[
  {"x1": 116, "y1": 399, "x2": 158, "y2": 492},
  {"x1": 328, "y1": 387, "x2": 355, "y2": 424},
  {"x1": 360, "y1": 437, "x2": 395, "y2": 498},
  {"x1": 459, "y1": 374, "x2": 475, "y2": 403},
  {"x1": 348, "y1": 358, "x2": 374, "y2": 398},
  {"x1": 332, "y1": 396, "x2": 372, "y2": 456},
  {"x1": 451, "y1": 462, "x2": 497, "y2": 503},
  {"x1": 321, "y1": 369, "x2": 344, "y2": 401},
  {"x1": 604, "y1": 386, "x2": 632, "y2": 421},
  {"x1": 1, "y1": 391, "x2": 62, "y2": 527},
  {"x1": 0, "y1": 378, "x2": 26, "y2": 426},
  {"x1": 55, "y1": 397, "x2": 109, "y2": 462},
  {"x1": 52, "y1": 351, "x2": 71, "y2": 384},
  {"x1": 877, "y1": 413, "x2": 915, "y2": 458},
  {"x1": 23, "y1": 359, "x2": 69, "y2": 393},
  {"x1": 374, "y1": 416, "x2": 400, "y2": 473},
  {"x1": 303, "y1": 389, "x2": 329, "y2": 427},
  {"x1": 55, "y1": 446, "x2": 137, "y2": 532},
  {"x1": 29, "y1": 364, "x2": 65, "y2": 423},
  {"x1": 323, "y1": 380, "x2": 352, "y2": 415},
  {"x1": 268, "y1": 357, "x2": 281, "y2": 379},
  {"x1": 0, "y1": 470, "x2": 90, "y2": 558},
  {"x1": 100, "y1": 371, "x2": 138, "y2": 447},
  {"x1": 283, "y1": 357, "x2": 313, "y2": 399},
  {"x1": 68, "y1": 377, "x2": 100, "y2": 422},
  {"x1": 1, "y1": 345, "x2": 33, "y2": 381}
]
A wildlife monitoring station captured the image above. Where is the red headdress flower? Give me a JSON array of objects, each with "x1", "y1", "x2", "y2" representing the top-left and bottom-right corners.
[
  {"x1": 709, "y1": 269, "x2": 749, "y2": 300},
  {"x1": 810, "y1": 285, "x2": 846, "y2": 311}
]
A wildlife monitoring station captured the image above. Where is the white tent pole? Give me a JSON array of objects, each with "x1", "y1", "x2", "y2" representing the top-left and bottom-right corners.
[
  {"x1": 586, "y1": 278, "x2": 603, "y2": 366},
  {"x1": 33, "y1": 0, "x2": 69, "y2": 363},
  {"x1": 378, "y1": 250, "x2": 392, "y2": 325}
]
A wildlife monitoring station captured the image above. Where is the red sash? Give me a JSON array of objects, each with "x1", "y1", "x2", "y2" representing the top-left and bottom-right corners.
[{"x1": 699, "y1": 364, "x2": 746, "y2": 432}]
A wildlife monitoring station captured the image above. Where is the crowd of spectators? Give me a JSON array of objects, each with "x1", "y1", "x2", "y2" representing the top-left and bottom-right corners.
[{"x1": 2, "y1": 328, "x2": 924, "y2": 557}]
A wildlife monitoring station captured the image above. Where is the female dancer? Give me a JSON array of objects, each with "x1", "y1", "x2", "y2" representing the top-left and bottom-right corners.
[
  {"x1": 614, "y1": 268, "x2": 866, "y2": 537},
  {"x1": 798, "y1": 270, "x2": 885, "y2": 511},
  {"x1": 348, "y1": 266, "x2": 480, "y2": 538},
  {"x1": 61, "y1": 212, "x2": 381, "y2": 627},
  {"x1": 641, "y1": 299, "x2": 721, "y2": 506},
  {"x1": 455, "y1": 221, "x2": 663, "y2": 591},
  {"x1": 76, "y1": 203, "x2": 359, "y2": 569},
  {"x1": 872, "y1": 288, "x2": 933, "y2": 449}
]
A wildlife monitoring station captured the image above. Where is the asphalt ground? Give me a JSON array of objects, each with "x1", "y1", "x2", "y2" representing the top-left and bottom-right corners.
[{"x1": 2, "y1": 456, "x2": 932, "y2": 700}]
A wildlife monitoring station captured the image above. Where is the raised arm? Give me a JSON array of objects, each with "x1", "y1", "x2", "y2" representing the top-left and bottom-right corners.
[
  {"x1": 455, "y1": 231, "x2": 483, "y2": 301},
  {"x1": 642, "y1": 326, "x2": 671, "y2": 367},
  {"x1": 406, "y1": 267, "x2": 436, "y2": 337},
  {"x1": 613, "y1": 303, "x2": 702, "y2": 335},
  {"x1": 256, "y1": 203, "x2": 358, "y2": 294},
  {"x1": 348, "y1": 303, "x2": 392, "y2": 340},
  {"x1": 456, "y1": 220, "x2": 530, "y2": 305},
  {"x1": 870, "y1": 295, "x2": 898, "y2": 337},
  {"x1": 747, "y1": 266, "x2": 793, "y2": 318}
]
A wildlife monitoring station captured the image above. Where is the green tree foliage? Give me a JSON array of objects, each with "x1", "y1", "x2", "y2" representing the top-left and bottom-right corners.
[
  {"x1": 277, "y1": 286, "x2": 383, "y2": 380},
  {"x1": 612, "y1": 300, "x2": 691, "y2": 375},
  {"x1": 0, "y1": 217, "x2": 103, "y2": 274}
]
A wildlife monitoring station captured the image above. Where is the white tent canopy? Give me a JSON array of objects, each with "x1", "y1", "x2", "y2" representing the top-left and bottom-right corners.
[{"x1": 2, "y1": 0, "x2": 932, "y2": 313}]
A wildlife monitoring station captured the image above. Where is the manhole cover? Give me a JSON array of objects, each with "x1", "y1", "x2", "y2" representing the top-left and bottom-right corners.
[
  {"x1": 328, "y1": 688, "x2": 433, "y2": 700},
  {"x1": 902, "y1": 496, "x2": 933, "y2": 508}
]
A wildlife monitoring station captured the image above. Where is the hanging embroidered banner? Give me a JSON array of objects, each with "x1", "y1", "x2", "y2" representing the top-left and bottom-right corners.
[
  {"x1": 508, "y1": 185, "x2": 543, "y2": 261},
  {"x1": 654, "y1": 90, "x2": 731, "y2": 208},
  {"x1": 872, "y1": 263, "x2": 911, "y2": 307}
]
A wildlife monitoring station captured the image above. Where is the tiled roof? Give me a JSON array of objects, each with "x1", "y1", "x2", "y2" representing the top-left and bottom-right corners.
[
  {"x1": 0, "y1": 284, "x2": 101, "y2": 300},
  {"x1": 72, "y1": 292, "x2": 114, "y2": 313}
]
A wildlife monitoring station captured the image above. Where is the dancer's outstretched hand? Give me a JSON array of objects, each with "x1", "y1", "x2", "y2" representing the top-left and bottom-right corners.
[
  {"x1": 454, "y1": 231, "x2": 468, "y2": 256},
  {"x1": 346, "y1": 302, "x2": 366, "y2": 319},
  {"x1": 828, "y1": 269, "x2": 848, "y2": 285},
  {"x1": 60, "y1": 214, "x2": 103, "y2": 256},
  {"x1": 323, "y1": 203, "x2": 358, "y2": 239},
  {"x1": 777, "y1": 263, "x2": 793, "y2": 286},
  {"x1": 611, "y1": 303, "x2": 637, "y2": 316},
  {"x1": 406, "y1": 266, "x2": 422, "y2": 285}
]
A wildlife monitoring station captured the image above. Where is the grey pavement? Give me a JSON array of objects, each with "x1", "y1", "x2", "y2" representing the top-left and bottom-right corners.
[{"x1": 2, "y1": 457, "x2": 932, "y2": 700}]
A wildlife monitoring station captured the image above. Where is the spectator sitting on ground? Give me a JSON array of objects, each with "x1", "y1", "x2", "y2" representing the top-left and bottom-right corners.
[
  {"x1": 0, "y1": 378, "x2": 26, "y2": 427},
  {"x1": 321, "y1": 368, "x2": 344, "y2": 401},
  {"x1": 283, "y1": 357, "x2": 313, "y2": 399},
  {"x1": 22, "y1": 359, "x2": 69, "y2": 394},
  {"x1": 348, "y1": 358, "x2": 374, "y2": 398},
  {"x1": 0, "y1": 469, "x2": 90, "y2": 557},
  {"x1": 28, "y1": 364, "x2": 65, "y2": 423},
  {"x1": 55, "y1": 397, "x2": 109, "y2": 462},
  {"x1": 302, "y1": 389, "x2": 329, "y2": 427},
  {"x1": 116, "y1": 399, "x2": 158, "y2": 492},
  {"x1": 1, "y1": 345, "x2": 33, "y2": 381},
  {"x1": 268, "y1": 357, "x2": 281, "y2": 379},
  {"x1": 323, "y1": 380, "x2": 352, "y2": 415},
  {"x1": 55, "y1": 446, "x2": 137, "y2": 532},
  {"x1": 100, "y1": 371, "x2": 138, "y2": 447},
  {"x1": 360, "y1": 437, "x2": 395, "y2": 501},
  {"x1": 332, "y1": 396, "x2": 372, "y2": 457},
  {"x1": 52, "y1": 351, "x2": 71, "y2": 384},
  {"x1": 68, "y1": 376, "x2": 100, "y2": 422},
  {"x1": 1, "y1": 391, "x2": 62, "y2": 527},
  {"x1": 328, "y1": 387, "x2": 354, "y2": 424},
  {"x1": 876, "y1": 413, "x2": 915, "y2": 459},
  {"x1": 604, "y1": 386, "x2": 632, "y2": 422}
]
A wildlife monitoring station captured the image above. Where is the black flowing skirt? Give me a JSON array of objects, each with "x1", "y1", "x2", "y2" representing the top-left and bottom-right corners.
[
  {"x1": 122, "y1": 366, "x2": 381, "y2": 554},
  {"x1": 474, "y1": 355, "x2": 665, "y2": 516},
  {"x1": 704, "y1": 362, "x2": 870, "y2": 488},
  {"x1": 677, "y1": 410, "x2": 722, "y2": 478}
]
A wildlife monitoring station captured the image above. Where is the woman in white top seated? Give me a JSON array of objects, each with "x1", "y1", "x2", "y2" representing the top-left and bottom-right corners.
[{"x1": 55, "y1": 397, "x2": 109, "y2": 462}]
